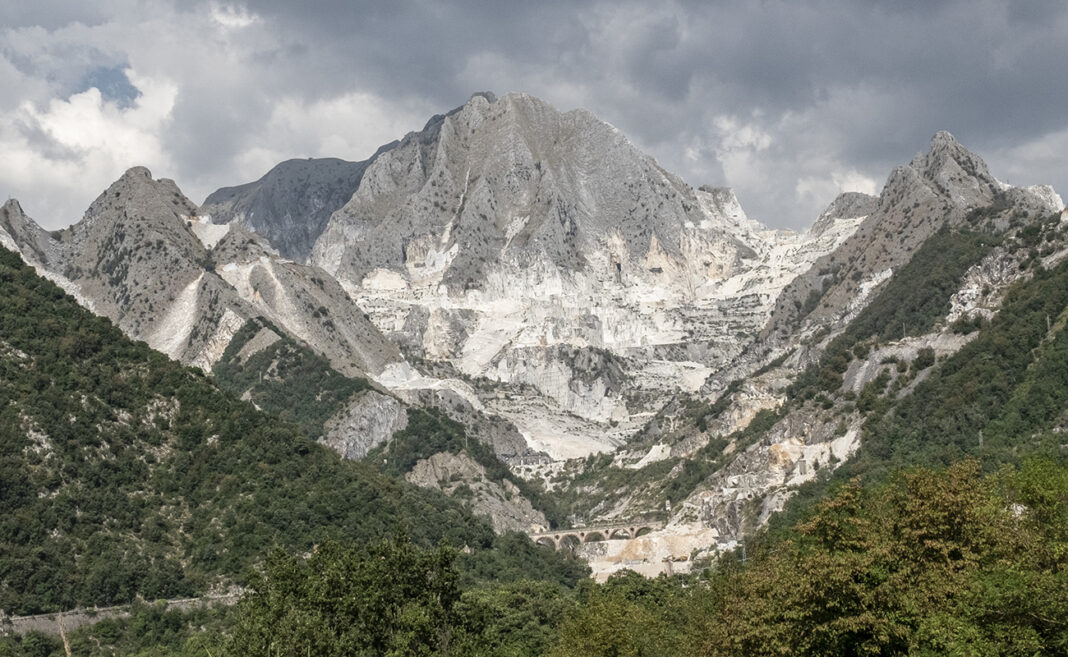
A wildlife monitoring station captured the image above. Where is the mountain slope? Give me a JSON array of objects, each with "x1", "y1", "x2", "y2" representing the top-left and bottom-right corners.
[
  {"x1": 301, "y1": 92, "x2": 860, "y2": 460},
  {"x1": 0, "y1": 168, "x2": 400, "y2": 377},
  {"x1": 0, "y1": 246, "x2": 584, "y2": 615},
  {"x1": 763, "y1": 132, "x2": 1062, "y2": 342}
]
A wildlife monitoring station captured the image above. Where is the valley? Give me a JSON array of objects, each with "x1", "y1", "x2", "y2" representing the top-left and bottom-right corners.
[{"x1": 2, "y1": 91, "x2": 1066, "y2": 655}]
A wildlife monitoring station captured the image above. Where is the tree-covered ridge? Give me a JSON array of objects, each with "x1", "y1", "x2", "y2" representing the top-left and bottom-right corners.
[
  {"x1": 790, "y1": 226, "x2": 999, "y2": 399},
  {"x1": 689, "y1": 459, "x2": 1068, "y2": 657},
  {"x1": 0, "y1": 247, "x2": 582, "y2": 616},
  {"x1": 212, "y1": 316, "x2": 371, "y2": 439},
  {"x1": 368, "y1": 407, "x2": 566, "y2": 527},
  {"x1": 24, "y1": 459, "x2": 1057, "y2": 657}
]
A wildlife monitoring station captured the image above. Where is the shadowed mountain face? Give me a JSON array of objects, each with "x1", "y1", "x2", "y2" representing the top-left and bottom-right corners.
[{"x1": 201, "y1": 149, "x2": 395, "y2": 263}]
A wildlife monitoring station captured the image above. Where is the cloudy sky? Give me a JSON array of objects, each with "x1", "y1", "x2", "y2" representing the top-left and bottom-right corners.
[{"x1": 1, "y1": 0, "x2": 1066, "y2": 230}]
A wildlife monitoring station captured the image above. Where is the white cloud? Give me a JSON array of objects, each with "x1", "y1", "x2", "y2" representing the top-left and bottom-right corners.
[
  {"x1": 986, "y1": 127, "x2": 1068, "y2": 206},
  {"x1": 223, "y1": 91, "x2": 426, "y2": 185},
  {"x1": 209, "y1": 2, "x2": 259, "y2": 29},
  {"x1": 0, "y1": 0, "x2": 1064, "y2": 233},
  {"x1": 0, "y1": 69, "x2": 177, "y2": 226},
  {"x1": 795, "y1": 169, "x2": 878, "y2": 213}
]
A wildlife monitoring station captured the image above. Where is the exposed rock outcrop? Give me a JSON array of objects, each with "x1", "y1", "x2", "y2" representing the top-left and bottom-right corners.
[
  {"x1": 202, "y1": 152, "x2": 395, "y2": 262},
  {"x1": 405, "y1": 451, "x2": 548, "y2": 534},
  {"x1": 306, "y1": 93, "x2": 860, "y2": 460},
  {"x1": 320, "y1": 390, "x2": 408, "y2": 460}
]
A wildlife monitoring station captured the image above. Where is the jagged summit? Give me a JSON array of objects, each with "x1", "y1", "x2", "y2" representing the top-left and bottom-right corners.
[
  {"x1": 420, "y1": 91, "x2": 499, "y2": 132},
  {"x1": 310, "y1": 91, "x2": 751, "y2": 295},
  {"x1": 2, "y1": 166, "x2": 401, "y2": 377},
  {"x1": 810, "y1": 192, "x2": 879, "y2": 237}
]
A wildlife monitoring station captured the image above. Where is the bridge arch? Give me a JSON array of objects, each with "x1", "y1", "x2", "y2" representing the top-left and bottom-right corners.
[
  {"x1": 558, "y1": 534, "x2": 581, "y2": 551},
  {"x1": 527, "y1": 521, "x2": 664, "y2": 552}
]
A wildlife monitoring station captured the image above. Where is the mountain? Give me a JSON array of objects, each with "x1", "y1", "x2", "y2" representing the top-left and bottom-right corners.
[
  {"x1": 4, "y1": 91, "x2": 1065, "y2": 583},
  {"x1": 763, "y1": 131, "x2": 1062, "y2": 343},
  {"x1": 0, "y1": 167, "x2": 400, "y2": 377},
  {"x1": 0, "y1": 245, "x2": 586, "y2": 614},
  {"x1": 295, "y1": 92, "x2": 861, "y2": 460},
  {"x1": 543, "y1": 132, "x2": 1066, "y2": 578},
  {"x1": 201, "y1": 149, "x2": 396, "y2": 262}
]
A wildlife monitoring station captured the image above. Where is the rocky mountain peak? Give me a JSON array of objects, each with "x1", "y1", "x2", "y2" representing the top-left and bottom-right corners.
[
  {"x1": 0, "y1": 198, "x2": 42, "y2": 258},
  {"x1": 2, "y1": 198, "x2": 25, "y2": 215},
  {"x1": 763, "y1": 131, "x2": 1042, "y2": 342},
  {"x1": 905, "y1": 130, "x2": 999, "y2": 207},
  {"x1": 810, "y1": 192, "x2": 879, "y2": 237},
  {"x1": 311, "y1": 91, "x2": 737, "y2": 295}
]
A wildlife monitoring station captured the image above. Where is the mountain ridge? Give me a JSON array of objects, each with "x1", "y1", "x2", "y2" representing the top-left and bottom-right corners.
[{"x1": 2, "y1": 92, "x2": 1065, "y2": 580}]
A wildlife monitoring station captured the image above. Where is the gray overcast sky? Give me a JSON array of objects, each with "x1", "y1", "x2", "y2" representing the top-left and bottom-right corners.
[{"x1": 1, "y1": 0, "x2": 1065, "y2": 230}]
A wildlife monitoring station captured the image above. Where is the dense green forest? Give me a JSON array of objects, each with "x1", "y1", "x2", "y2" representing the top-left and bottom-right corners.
[
  {"x1": 0, "y1": 247, "x2": 583, "y2": 616},
  {"x1": 771, "y1": 220, "x2": 1068, "y2": 533},
  {"x1": 7, "y1": 459, "x2": 1061, "y2": 656}
]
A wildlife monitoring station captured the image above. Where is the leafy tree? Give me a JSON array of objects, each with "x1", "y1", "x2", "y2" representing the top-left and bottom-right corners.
[{"x1": 227, "y1": 536, "x2": 480, "y2": 657}]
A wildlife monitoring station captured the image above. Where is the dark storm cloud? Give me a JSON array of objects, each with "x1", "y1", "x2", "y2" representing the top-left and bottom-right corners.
[
  {"x1": 1, "y1": 0, "x2": 1065, "y2": 229},
  {"x1": 236, "y1": 1, "x2": 1068, "y2": 161}
]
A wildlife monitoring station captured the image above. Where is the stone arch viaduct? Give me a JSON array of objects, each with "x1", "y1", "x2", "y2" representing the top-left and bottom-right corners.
[{"x1": 528, "y1": 522, "x2": 663, "y2": 550}]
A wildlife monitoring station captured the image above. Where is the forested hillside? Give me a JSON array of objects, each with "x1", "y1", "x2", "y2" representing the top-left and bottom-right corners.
[
  {"x1": 9, "y1": 458, "x2": 1059, "y2": 656},
  {"x1": 0, "y1": 247, "x2": 584, "y2": 616}
]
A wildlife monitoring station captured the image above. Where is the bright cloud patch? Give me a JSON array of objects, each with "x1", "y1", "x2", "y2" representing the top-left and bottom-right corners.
[
  {"x1": 0, "y1": 69, "x2": 177, "y2": 226},
  {"x1": 230, "y1": 91, "x2": 426, "y2": 183}
]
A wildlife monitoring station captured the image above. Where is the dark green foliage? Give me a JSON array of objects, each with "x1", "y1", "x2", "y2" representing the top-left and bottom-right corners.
[
  {"x1": 791, "y1": 227, "x2": 997, "y2": 398},
  {"x1": 913, "y1": 345, "x2": 936, "y2": 370},
  {"x1": 212, "y1": 317, "x2": 370, "y2": 438},
  {"x1": 772, "y1": 253, "x2": 1068, "y2": 538},
  {"x1": 34, "y1": 603, "x2": 231, "y2": 657},
  {"x1": 0, "y1": 248, "x2": 575, "y2": 615},
  {"x1": 457, "y1": 580, "x2": 578, "y2": 657},
  {"x1": 458, "y1": 532, "x2": 589, "y2": 590},
  {"x1": 0, "y1": 633, "x2": 62, "y2": 657},
  {"x1": 548, "y1": 572, "x2": 694, "y2": 657},
  {"x1": 950, "y1": 313, "x2": 989, "y2": 334},
  {"x1": 227, "y1": 536, "x2": 474, "y2": 657},
  {"x1": 369, "y1": 408, "x2": 565, "y2": 528},
  {"x1": 852, "y1": 256, "x2": 1068, "y2": 480},
  {"x1": 544, "y1": 460, "x2": 1068, "y2": 657}
]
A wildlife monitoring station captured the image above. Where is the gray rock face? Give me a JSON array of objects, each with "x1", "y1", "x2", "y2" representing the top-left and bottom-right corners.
[
  {"x1": 394, "y1": 386, "x2": 535, "y2": 462},
  {"x1": 211, "y1": 226, "x2": 401, "y2": 377},
  {"x1": 320, "y1": 390, "x2": 408, "y2": 460},
  {"x1": 809, "y1": 192, "x2": 879, "y2": 236},
  {"x1": 5, "y1": 167, "x2": 261, "y2": 368},
  {"x1": 311, "y1": 92, "x2": 749, "y2": 291},
  {"x1": 0, "y1": 199, "x2": 56, "y2": 265},
  {"x1": 405, "y1": 451, "x2": 548, "y2": 533},
  {"x1": 202, "y1": 152, "x2": 394, "y2": 262},
  {"x1": 2, "y1": 167, "x2": 401, "y2": 377},
  {"x1": 303, "y1": 93, "x2": 853, "y2": 461}
]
